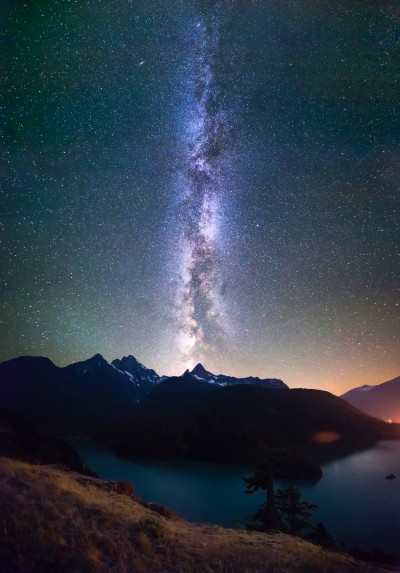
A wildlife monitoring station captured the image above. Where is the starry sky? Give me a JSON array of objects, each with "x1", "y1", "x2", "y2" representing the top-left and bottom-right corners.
[{"x1": 2, "y1": 0, "x2": 399, "y2": 394}]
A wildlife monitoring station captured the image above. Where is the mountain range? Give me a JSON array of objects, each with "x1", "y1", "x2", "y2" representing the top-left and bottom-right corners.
[
  {"x1": 0, "y1": 354, "x2": 285, "y2": 435},
  {"x1": 1, "y1": 352, "x2": 399, "y2": 472},
  {"x1": 341, "y1": 376, "x2": 400, "y2": 422},
  {"x1": 0, "y1": 354, "x2": 157, "y2": 434}
]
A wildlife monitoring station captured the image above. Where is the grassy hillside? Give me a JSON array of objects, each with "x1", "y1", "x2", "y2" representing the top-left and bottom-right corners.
[{"x1": 0, "y1": 457, "x2": 396, "y2": 573}]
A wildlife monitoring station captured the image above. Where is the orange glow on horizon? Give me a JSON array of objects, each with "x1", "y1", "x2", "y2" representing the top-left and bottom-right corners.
[{"x1": 310, "y1": 431, "x2": 341, "y2": 444}]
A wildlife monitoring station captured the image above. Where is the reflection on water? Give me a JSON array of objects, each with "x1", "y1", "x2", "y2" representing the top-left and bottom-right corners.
[{"x1": 74, "y1": 439, "x2": 400, "y2": 555}]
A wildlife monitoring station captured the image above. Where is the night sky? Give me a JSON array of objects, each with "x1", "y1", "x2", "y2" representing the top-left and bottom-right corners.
[{"x1": 2, "y1": 0, "x2": 399, "y2": 394}]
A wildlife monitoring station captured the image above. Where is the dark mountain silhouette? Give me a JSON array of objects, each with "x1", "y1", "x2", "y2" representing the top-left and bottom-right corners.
[
  {"x1": 98, "y1": 376, "x2": 400, "y2": 471},
  {"x1": 2, "y1": 353, "x2": 399, "y2": 473},
  {"x1": 0, "y1": 354, "x2": 160, "y2": 435},
  {"x1": 0, "y1": 354, "x2": 288, "y2": 435},
  {"x1": 0, "y1": 356, "x2": 74, "y2": 433},
  {"x1": 341, "y1": 376, "x2": 400, "y2": 422},
  {"x1": 184, "y1": 363, "x2": 287, "y2": 389},
  {"x1": 0, "y1": 409, "x2": 93, "y2": 474}
]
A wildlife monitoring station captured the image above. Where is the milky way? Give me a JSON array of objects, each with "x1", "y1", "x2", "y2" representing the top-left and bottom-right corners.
[
  {"x1": 172, "y1": 8, "x2": 233, "y2": 371},
  {"x1": 2, "y1": 0, "x2": 399, "y2": 393}
]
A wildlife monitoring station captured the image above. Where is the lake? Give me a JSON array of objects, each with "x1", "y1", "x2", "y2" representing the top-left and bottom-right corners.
[{"x1": 74, "y1": 439, "x2": 400, "y2": 556}]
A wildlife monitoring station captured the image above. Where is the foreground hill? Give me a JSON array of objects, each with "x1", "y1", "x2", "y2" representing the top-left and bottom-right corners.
[
  {"x1": 99, "y1": 375, "x2": 400, "y2": 469},
  {"x1": 341, "y1": 376, "x2": 400, "y2": 422},
  {"x1": 0, "y1": 457, "x2": 395, "y2": 573}
]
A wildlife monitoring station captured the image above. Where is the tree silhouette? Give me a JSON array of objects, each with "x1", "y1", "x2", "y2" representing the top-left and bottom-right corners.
[
  {"x1": 245, "y1": 455, "x2": 319, "y2": 535},
  {"x1": 244, "y1": 459, "x2": 280, "y2": 531},
  {"x1": 274, "y1": 484, "x2": 317, "y2": 534},
  {"x1": 243, "y1": 448, "x2": 293, "y2": 531}
]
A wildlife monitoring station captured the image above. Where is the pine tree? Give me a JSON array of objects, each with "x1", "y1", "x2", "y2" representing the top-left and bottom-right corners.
[
  {"x1": 243, "y1": 448, "x2": 291, "y2": 531},
  {"x1": 244, "y1": 459, "x2": 280, "y2": 531},
  {"x1": 274, "y1": 484, "x2": 317, "y2": 535}
]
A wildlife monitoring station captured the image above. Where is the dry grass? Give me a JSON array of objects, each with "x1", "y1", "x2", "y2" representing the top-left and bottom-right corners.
[{"x1": 0, "y1": 456, "x2": 397, "y2": 573}]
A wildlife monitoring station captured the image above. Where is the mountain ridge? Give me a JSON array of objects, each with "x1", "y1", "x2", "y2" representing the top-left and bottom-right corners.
[
  {"x1": 341, "y1": 376, "x2": 400, "y2": 422},
  {"x1": 0, "y1": 353, "x2": 288, "y2": 435},
  {"x1": 0, "y1": 353, "x2": 159, "y2": 434},
  {"x1": 182, "y1": 362, "x2": 288, "y2": 389}
]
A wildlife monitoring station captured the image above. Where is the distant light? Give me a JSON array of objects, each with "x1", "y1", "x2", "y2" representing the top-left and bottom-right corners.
[
  {"x1": 311, "y1": 431, "x2": 341, "y2": 444},
  {"x1": 387, "y1": 419, "x2": 393, "y2": 424}
]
